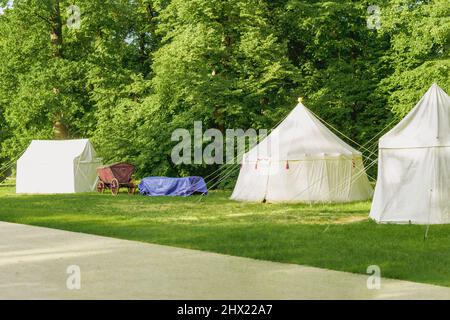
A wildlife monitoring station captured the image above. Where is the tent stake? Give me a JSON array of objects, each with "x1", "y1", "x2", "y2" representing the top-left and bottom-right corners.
[{"x1": 424, "y1": 225, "x2": 430, "y2": 240}]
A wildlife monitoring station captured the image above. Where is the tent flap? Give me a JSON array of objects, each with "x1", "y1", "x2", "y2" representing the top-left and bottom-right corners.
[
  {"x1": 16, "y1": 139, "x2": 102, "y2": 194},
  {"x1": 371, "y1": 84, "x2": 450, "y2": 224}
]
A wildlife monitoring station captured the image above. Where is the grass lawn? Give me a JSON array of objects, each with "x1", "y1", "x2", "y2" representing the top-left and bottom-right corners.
[{"x1": 0, "y1": 185, "x2": 449, "y2": 287}]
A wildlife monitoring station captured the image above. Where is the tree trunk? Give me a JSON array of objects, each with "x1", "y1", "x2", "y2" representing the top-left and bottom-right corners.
[
  {"x1": 50, "y1": 0, "x2": 63, "y2": 58},
  {"x1": 53, "y1": 120, "x2": 69, "y2": 140},
  {"x1": 50, "y1": 0, "x2": 69, "y2": 139}
]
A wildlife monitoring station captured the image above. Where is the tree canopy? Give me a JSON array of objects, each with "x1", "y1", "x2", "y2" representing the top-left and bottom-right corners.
[{"x1": 0, "y1": 0, "x2": 448, "y2": 183}]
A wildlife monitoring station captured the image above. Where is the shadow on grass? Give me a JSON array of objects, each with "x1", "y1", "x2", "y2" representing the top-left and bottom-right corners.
[{"x1": 0, "y1": 187, "x2": 449, "y2": 287}]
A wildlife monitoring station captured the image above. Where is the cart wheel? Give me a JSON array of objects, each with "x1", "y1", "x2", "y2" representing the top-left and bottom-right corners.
[
  {"x1": 111, "y1": 178, "x2": 119, "y2": 196},
  {"x1": 128, "y1": 181, "x2": 136, "y2": 195},
  {"x1": 96, "y1": 181, "x2": 105, "y2": 194}
]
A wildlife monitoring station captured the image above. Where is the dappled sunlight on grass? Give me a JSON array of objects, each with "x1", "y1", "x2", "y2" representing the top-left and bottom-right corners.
[
  {"x1": 1, "y1": 185, "x2": 449, "y2": 287},
  {"x1": 1, "y1": 186, "x2": 370, "y2": 225}
]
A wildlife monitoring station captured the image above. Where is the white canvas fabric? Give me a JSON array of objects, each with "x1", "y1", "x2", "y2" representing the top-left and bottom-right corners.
[
  {"x1": 231, "y1": 103, "x2": 373, "y2": 203},
  {"x1": 16, "y1": 139, "x2": 102, "y2": 194},
  {"x1": 370, "y1": 84, "x2": 450, "y2": 224}
]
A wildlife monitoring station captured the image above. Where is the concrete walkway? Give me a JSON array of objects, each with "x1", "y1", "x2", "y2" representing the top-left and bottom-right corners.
[{"x1": 0, "y1": 221, "x2": 449, "y2": 300}]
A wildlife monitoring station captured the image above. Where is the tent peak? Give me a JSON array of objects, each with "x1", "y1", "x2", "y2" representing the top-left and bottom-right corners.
[
  {"x1": 380, "y1": 84, "x2": 450, "y2": 148},
  {"x1": 429, "y1": 83, "x2": 448, "y2": 95}
]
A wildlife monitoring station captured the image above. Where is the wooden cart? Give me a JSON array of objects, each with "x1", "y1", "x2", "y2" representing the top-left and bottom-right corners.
[{"x1": 96, "y1": 163, "x2": 136, "y2": 196}]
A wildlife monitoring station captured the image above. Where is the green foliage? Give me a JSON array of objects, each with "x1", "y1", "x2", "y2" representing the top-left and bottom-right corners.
[
  {"x1": 138, "y1": 0, "x2": 300, "y2": 177},
  {"x1": 0, "y1": 0, "x2": 448, "y2": 184},
  {"x1": 0, "y1": 0, "x2": 158, "y2": 170},
  {"x1": 278, "y1": 1, "x2": 393, "y2": 159},
  {"x1": 378, "y1": 0, "x2": 450, "y2": 117}
]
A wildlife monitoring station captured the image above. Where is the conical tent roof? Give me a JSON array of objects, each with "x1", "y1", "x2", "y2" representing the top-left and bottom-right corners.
[
  {"x1": 245, "y1": 103, "x2": 360, "y2": 161},
  {"x1": 380, "y1": 83, "x2": 450, "y2": 149},
  {"x1": 232, "y1": 102, "x2": 373, "y2": 203}
]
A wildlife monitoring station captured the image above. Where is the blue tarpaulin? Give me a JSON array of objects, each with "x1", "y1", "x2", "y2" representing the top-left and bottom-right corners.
[{"x1": 139, "y1": 176, "x2": 208, "y2": 197}]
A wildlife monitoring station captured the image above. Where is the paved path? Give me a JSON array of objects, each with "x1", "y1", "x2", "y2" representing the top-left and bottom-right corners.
[{"x1": 1, "y1": 221, "x2": 449, "y2": 300}]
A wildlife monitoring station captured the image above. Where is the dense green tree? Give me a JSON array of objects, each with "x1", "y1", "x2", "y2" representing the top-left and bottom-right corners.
[
  {"x1": 139, "y1": 0, "x2": 300, "y2": 177},
  {"x1": 378, "y1": 0, "x2": 450, "y2": 117},
  {"x1": 87, "y1": 0, "x2": 159, "y2": 169},
  {"x1": 277, "y1": 1, "x2": 392, "y2": 150},
  {"x1": 0, "y1": 0, "x2": 448, "y2": 185},
  {"x1": 0, "y1": 0, "x2": 158, "y2": 168}
]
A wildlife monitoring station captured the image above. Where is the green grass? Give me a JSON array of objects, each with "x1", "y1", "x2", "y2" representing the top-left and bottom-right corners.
[{"x1": 0, "y1": 185, "x2": 449, "y2": 287}]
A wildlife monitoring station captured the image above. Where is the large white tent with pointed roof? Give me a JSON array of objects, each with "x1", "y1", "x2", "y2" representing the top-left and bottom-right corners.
[
  {"x1": 231, "y1": 102, "x2": 374, "y2": 203},
  {"x1": 370, "y1": 83, "x2": 450, "y2": 224},
  {"x1": 16, "y1": 139, "x2": 102, "y2": 194}
]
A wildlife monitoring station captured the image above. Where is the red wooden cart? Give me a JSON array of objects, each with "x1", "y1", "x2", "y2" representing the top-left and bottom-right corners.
[{"x1": 96, "y1": 163, "x2": 136, "y2": 196}]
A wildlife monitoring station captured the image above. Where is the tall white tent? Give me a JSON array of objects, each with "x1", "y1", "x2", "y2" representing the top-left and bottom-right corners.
[
  {"x1": 231, "y1": 102, "x2": 374, "y2": 203},
  {"x1": 370, "y1": 83, "x2": 450, "y2": 224},
  {"x1": 16, "y1": 139, "x2": 102, "y2": 194}
]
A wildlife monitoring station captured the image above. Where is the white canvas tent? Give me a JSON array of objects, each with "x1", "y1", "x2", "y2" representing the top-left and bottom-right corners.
[
  {"x1": 370, "y1": 83, "x2": 450, "y2": 224},
  {"x1": 231, "y1": 102, "x2": 374, "y2": 203},
  {"x1": 16, "y1": 139, "x2": 102, "y2": 194}
]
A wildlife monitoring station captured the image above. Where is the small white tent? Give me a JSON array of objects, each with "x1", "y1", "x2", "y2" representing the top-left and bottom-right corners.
[
  {"x1": 231, "y1": 102, "x2": 374, "y2": 203},
  {"x1": 16, "y1": 139, "x2": 102, "y2": 194},
  {"x1": 370, "y1": 84, "x2": 450, "y2": 224}
]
